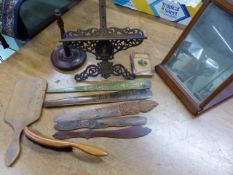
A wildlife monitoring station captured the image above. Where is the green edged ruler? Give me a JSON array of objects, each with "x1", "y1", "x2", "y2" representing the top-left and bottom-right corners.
[{"x1": 47, "y1": 79, "x2": 151, "y2": 93}]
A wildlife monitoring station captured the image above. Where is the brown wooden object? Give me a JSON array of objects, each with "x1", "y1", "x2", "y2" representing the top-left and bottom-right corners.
[
  {"x1": 44, "y1": 89, "x2": 153, "y2": 108},
  {"x1": 55, "y1": 116, "x2": 147, "y2": 131},
  {"x1": 53, "y1": 126, "x2": 152, "y2": 140},
  {"x1": 4, "y1": 78, "x2": 47, "y2": 166},
  {"x1": 155, "y1": 0, "x2": 233, "y2": 116},
  {"x1": 24, "y1": 127, "x2": 108, "y2": 157},
  {"x1": 51, "y1": 10, "x2": 86, "y2": 71},
  {"x1": 55, "y1": 100, "x2": 158, "y2": 122}
]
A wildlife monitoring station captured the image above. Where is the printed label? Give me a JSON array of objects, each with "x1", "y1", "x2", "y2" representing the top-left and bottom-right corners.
[
  {"x1": 114, "y1": 0, "x2": 136, "y2": 9},
  {"x1": 150, "y1": 0, "x2": 189, "y2": 22}
]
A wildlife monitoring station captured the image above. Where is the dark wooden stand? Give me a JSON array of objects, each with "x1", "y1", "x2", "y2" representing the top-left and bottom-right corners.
[{"x1": 51, "y1": 10, "x2": 86, "y2": 71}]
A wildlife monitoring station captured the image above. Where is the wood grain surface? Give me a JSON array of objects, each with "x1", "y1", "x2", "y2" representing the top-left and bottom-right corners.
[
  {"x1": 4, "y1": 78, "x2": 47, "y2": 166},
  {"x1": 24, "y1": 127, "x2": 108, "y2": 157},
  {"x1": 0, "y1": 0, "x2": 233, "y2": 175},
  {"x1": 55, "y1": 116, "x2": 148, "y2": 131},
  {"x1": 55, "y1": 100, "x2": 158, "y2": 122},
  {"x1": 43, "y1": 89, "x2": 152, "y2": 108},
  {"x1": 53, "y1": 126, "x2": 152, "y2": 140}
]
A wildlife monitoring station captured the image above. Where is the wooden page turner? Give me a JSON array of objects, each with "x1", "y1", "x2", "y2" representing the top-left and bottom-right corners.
[
  {"x1": 4, "y1": 78, "x2": 47, "y2": 167},
  {"x1": 43, "y1": 89, "x2": 152, "y2": 108},
  {"x1": 55, "y1": 100, "x2": 158, "y2": 123}
]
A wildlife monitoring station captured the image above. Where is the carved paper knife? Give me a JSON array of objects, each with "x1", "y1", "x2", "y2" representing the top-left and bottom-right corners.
[
  {"x1": 55, "y1": 116, "x2": 147, "y2": 131},
  {"x1": 53, "y1": 126, "x2": 152, "y2": 140},
  {"x1": 44, "y1": 89, "x2": 152, "y2": 108},
  {"x1": 55, "y1": 100, "x2": 158, "y2": 123}
]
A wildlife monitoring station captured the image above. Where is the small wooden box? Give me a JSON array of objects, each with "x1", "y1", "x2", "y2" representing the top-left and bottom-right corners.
[{"x1": 130, "y1": 52, "x2": 153, "y2": 78}]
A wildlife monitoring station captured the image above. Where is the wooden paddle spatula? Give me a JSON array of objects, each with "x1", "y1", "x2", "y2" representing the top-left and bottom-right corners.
[{"x1": 4, "y1": 78, "x2": 47, "y2": 166}]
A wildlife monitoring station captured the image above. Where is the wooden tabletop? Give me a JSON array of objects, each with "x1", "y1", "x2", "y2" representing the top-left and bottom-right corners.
[{"x1": 1, "y1": 1, "x2": 233, "y2": 175}]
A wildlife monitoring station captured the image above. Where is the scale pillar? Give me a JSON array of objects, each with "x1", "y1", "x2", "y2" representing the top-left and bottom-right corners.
[{"x1": 99, "y1": 0, "x2": 107, "y2": 29}]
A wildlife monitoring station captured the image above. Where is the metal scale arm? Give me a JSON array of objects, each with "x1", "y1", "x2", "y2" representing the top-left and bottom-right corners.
[{"x1": 62, "y1": 0, "x2": 146, "y2": 60}]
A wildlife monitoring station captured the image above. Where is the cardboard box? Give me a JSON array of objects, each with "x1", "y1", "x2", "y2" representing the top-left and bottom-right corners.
[{"x1": 113, "y1": 0, "x2": 203, "y2": 25}]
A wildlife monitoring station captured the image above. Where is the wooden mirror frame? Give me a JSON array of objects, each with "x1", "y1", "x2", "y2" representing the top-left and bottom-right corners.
[{"x1": 155, "y1": 0, "x2": 233, "y2": 116}]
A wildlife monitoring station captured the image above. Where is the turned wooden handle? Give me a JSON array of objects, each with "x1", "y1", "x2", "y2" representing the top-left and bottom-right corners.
[{"x1": 24, "y1": 127, "x2": 108, "y2": 157}]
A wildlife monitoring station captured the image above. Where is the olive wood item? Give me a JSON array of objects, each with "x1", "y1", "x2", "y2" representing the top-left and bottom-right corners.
[
  {"x1": 55, "y1": 100, "x2": 158, "y2": 123},
  {"x1": 53, "y1": 126, "x2": 152, "y2": 140},
  {"x1": 55, "y1": 116, "x2": 147, "y2": 131},
  {"x1": 4, "y1": 78, "x2": 47, "y2": 167},
  {"x1": 24, "y1": 127, "x2": 108, "y2": 157},
  {"x1": 44, "y1": 89, "x2": 152, "y2": 108},
  {"x1": 47, "y1": 79, "x2": 151, "y2": 93}
]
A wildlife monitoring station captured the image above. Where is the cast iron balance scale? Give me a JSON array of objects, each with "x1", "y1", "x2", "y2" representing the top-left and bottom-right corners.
[{"x1": 51, "y1": 0, "x2": 147, "y2": 81}]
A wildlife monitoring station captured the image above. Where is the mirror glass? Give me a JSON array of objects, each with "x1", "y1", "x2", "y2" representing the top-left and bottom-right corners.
[{"x1": 165, "y1": 3, "x2": 233, "y2": 102}]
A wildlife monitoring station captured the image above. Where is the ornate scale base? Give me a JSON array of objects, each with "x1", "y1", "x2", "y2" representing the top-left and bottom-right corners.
[
  {"x1": 75, "y1": 61, "x2": 135, "y2": 81},
  {"x1": 51, "y1": 45, "x2": 86, "y2": 71},
  {"x1": 53, "y1": 0, "x2": 147, "y2": 81}
]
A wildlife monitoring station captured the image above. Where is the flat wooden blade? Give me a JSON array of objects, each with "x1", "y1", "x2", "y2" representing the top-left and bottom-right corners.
[
  {"x1": 43, "y1": 89, "x2": 152, "y2": 108},
  {"x1": 53, "y1": 126, "x2": 152, "y2": 139},
  {"x1": 55, "y1": 116, "x2": 147, "y2": 131},
  {"x1": 55, "y1": 100, "x2": 158, "y2": 123},
  {"x1": 4, "y1": 78, "x2": 47, "y2": 166}
]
